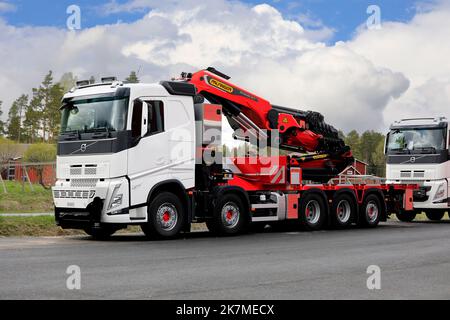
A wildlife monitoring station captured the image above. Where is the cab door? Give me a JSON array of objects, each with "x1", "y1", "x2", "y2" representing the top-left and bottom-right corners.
[{"x1": 127, "y1": 98, "x2": 169, "y2": 209}]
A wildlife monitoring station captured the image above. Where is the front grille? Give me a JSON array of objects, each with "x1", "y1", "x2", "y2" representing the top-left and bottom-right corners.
[
  {"x1": 84, "y1": 167, "x2": 97, "y2": 175},
  {"x1": 413, "y1": 171, "x2": 425, "y2": 178},
  {"x1": 70, "y1": 179, "x2": 98, "y2": 188},
  {"x1": 53, "y1": 190, "x2": 95, "y2": 199},
  {"x1": 70, "y1": 167, "x2": 82, "y2": 175},
  {"x1": 69, "y1": 164, "x2": 98, "y2": 176},
  {"x1": 400, "y1": 171, "x2": 411, "y2": 178}
]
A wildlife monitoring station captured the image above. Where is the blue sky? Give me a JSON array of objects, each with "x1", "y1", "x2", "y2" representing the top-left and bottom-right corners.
[{"x1": 0, "y1": 0, "x2": 429, "y2": 42}]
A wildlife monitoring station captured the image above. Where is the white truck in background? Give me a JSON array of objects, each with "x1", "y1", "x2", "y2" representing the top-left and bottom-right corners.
[{"x1": 386, "y1": 117, "x2": 450, "y2": 221}]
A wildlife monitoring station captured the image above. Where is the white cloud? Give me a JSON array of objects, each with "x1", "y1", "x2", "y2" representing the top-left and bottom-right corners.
[
  {"x1": 0, "y1": 1, "x2": 15, "y2": 12},
  {"x1": 347, "y1": 1, "x2": 450, "y2": 128},
  {"x1": 0, "y1": 0, "x2": 448, "y2": 135}
]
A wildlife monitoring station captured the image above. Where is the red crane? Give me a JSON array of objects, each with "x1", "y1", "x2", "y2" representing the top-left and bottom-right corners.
[{"x1": 183, "y1": 67, "x2": 354, "y2": 182}]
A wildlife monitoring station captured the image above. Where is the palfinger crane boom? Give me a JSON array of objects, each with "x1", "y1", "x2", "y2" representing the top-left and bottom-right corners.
[{"x1": 184, "y1": 67, "x2": 354, "y2": 181}]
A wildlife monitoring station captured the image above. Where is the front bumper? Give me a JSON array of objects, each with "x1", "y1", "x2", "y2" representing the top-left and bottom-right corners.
[
  {"x1": 386, "y1": 179, "x2": 449, "y2": 210},
  {"x1": 53, "y1": 177, "x2": 133, "y2": 229}
]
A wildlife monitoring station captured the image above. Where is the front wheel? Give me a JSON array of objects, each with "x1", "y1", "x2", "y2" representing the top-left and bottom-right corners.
[
  {"x1": 141, "y1": 192, "x2": 184, "y2": 239},
  {"x1": 425, "y1": 210, "x2": 445, "y2": 221},
  {"x1": 396, "y1": 210, "x2": 417, "y2": 222}
]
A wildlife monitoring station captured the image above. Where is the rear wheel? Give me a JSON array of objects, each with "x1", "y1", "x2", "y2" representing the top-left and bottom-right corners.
[
  {"x1": 331, "y1": 194, "x2": 356, "y2": 228},
  {"x1": 425, "y1": 210, "x2": 445, "y2": 221},
  {"x1": 141, "y1": 192, "x2": 184, "y2": 239},
  {"x1": 358, "y1": 194, "x2": 381, "y2": 228},
  {"x1": 207, "y1": 194, "x2": 248, "y2": 236},
  {"x1": 299, "y1": 193, "x2": 327, "y2": 230},
  {"x1": 396, "y1": 210, "x2": 417, "y2": 222}
]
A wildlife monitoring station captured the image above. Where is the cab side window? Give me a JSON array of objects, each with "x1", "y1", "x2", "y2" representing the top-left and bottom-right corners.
[
  {"x1": 131, "y1": 100, "x2": 142, "y2": 138},
  {"x1": 147, "y1": 101, "x2": 164, "y2": 135}
]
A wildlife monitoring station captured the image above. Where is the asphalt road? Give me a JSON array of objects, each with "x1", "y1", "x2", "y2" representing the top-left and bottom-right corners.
[{"x1": 1, "y1": 220, "x2": 450, "y2": 300}]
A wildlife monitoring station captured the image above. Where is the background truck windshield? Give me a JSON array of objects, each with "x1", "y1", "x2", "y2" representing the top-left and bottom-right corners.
[
  {"x1": 60, "y1": 96, "x2": 128, "y2": 133},
  {"x1": 387, "y1": 128, "x2": 446, "y2": 153}
]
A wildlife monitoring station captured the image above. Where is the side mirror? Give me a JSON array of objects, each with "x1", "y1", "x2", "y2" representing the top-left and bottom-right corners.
[
  {"x1": 384, "y1": 132, "x2": 389, "y2": 155},
  {"x1": 141, "y1": 101, "x2": 148, "y2": 137}
]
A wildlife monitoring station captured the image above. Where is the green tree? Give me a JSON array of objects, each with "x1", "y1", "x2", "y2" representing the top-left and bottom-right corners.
[
  {"x1": 372, "y1": 139, "x2": 386, "y2": 177},
  {"x1": 47, "y1": 83, "x2": 64, "y2": 141},
  {"x1": 23, "y1": 98, "x2": 40, "y2": 143},
  {"x1": 25, "y1": 71, "x2": 64, "y2": 142},
  {"x1": 344, "y1": 130, "x2": 362, "y2": 160},
  {"x1": 7, "y1": 95, "x2": 28, "y2": 142},
  {"x1": 360, "y1": 130, "x2": 385, "y2": 175},
  {"x1": 125, "y1": 71, "x2": 140, "y2": 83}
]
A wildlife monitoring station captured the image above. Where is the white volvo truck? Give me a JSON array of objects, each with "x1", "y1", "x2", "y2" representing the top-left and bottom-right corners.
[{"x1": 386, "y1": 117, "x2": 450, "y2": 221}]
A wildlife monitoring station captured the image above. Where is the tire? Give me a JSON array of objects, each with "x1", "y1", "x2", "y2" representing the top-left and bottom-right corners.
[
  {"x1": 141, "y1": 192, "x2": 184, "y2": 239},
  {"x1": 84, "y1": 226, "x2": 116, "y2": 240},
  {"x1": 425, "y1": 210, "x2": 445, "y2": 221},
  {"x1": 207, "y1": 194, "x2": 248, "y2": 236},
  {"x1": 396, "y1": 210, "x2": 417, "y2": 222},
  {"x1": 330, "y1": 193, "x2": 356, "y2": 228},
  {"x1": 299, "y1": 193, "x2": 327, "y2": 230},
  {"x1": 358, "y1": 194, "x2": 382, "y2": 228}
]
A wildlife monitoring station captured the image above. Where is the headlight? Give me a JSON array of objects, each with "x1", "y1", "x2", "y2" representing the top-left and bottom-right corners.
[
  {"x1": 433, "y1": 183, "x2": 446, "y2": 201},
  {"x1": 108, "y1": 184, "x2": 123, "y2": 209}
]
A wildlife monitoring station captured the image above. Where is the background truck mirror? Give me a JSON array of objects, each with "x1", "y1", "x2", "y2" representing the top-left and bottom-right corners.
[{"x1": 384, "y1": 132, "x2": 389, "y2": 155}]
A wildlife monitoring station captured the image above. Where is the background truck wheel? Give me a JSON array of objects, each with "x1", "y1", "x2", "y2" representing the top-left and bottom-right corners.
[
  {"x1": 141, "y1": 192, "x2": 184, "y2": 239},
  {"x1": 84, "y1": 226, "x2": 116, "y2": 240},
  {"x1": 425, "y1": 210, "x2": 445, "y2": 221},
  {"x1": 207, "y1": 194, "x2": 247, "y2": 236},
  {"x1": 396, "y1": 210, "x2": 417, "y2": 222},
  {"x1": 299, "y1": 193, "x2": 327, "y2": 230},
  {"x1": 358, "y1": 194, "x2": 381, "y2": 228},
  {"x1": 331, "y1": 194, "x2": 356, "y2": 228}
]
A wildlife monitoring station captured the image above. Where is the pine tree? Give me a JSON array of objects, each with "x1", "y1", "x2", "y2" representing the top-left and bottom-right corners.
[
  {"x1": 27, "y1": 71, "x2": 64, "y2": 142},
  {"x1": 24, "y1": 95, "x2": 40, "y2": 143},
  {"x1": 7, "y1": 95, "x2": 28, "y2": 142},
  {"x1": 48, "y1": 83, "x2": 64, "y2": 141},
  {"x1": 125, "y1": 71, "x2": 140, "y2": 83}
]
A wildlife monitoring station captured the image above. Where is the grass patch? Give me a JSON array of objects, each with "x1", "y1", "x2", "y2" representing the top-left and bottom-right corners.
[
  {"x1": 0, "y1": 215, "x2": 84, "y2": 237},
  {"x1": 0, "y1": 180, "x2": 53, "y2": 213},
  {"x1": 0, "y1": 215, "x2": 144, "y2": 237}
]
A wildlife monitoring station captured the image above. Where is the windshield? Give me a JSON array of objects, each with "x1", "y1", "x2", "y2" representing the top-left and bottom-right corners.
[
  {"x1": 60, "y1": 96, "x2": 128, "y2": 134},
  {"x1": 387, "y1": 128, "x2": 446, "y2": 154}
]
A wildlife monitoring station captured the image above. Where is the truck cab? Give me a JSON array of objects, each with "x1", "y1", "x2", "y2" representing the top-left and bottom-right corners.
[
  {"x1": 385, "y1": 117, "x2": 450, "y2": 221},
  {"x1": 53, "y1": 79, "x2": 197, "y2": 237}
]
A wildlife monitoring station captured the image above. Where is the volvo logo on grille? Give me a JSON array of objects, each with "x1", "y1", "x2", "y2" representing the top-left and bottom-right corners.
[{"x1": 80, "y1": 144, "x2": 87, "y2": 152}]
